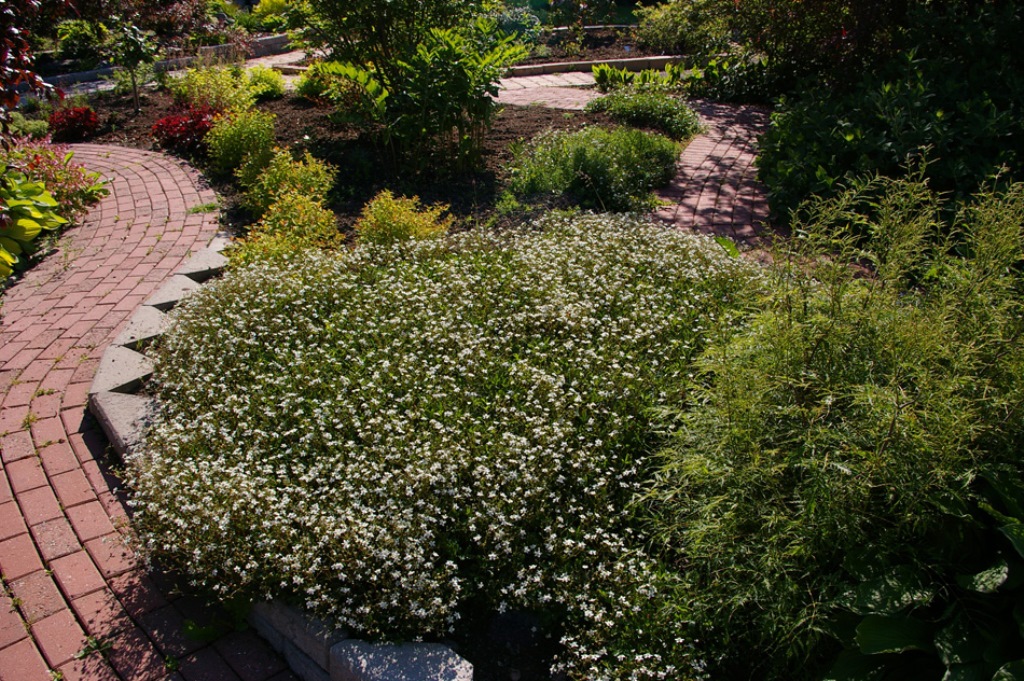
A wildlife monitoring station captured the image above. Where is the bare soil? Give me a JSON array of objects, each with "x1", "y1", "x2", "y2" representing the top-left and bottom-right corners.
[
  {"x1": 522, "y1": 27, "x2": 662, "y2": 64},
  {"x1": 86, "y1": 87, "x2": 616, "y2": 239}
]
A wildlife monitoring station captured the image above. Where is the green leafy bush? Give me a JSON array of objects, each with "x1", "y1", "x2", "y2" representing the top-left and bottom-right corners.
[
  {"x1": 204, "y1": 108, "x2": 276, "y2": 179},
  {"x1": 55, "y1": 19, "x2": 109, "y2": 64},
  {"x1": 509, "y1": 126, "x2": 680, "y2": 211},
  {"x1": 130, "y1": 211, "x2": 761, "y2": 680},
  {"x1": 294, "y1": 61, "x2": 336, "y2": 101},
  {"x1": 591, "y1": 63, "x2": 682, "y2": 94},
  {"x1": 682, "y1": 53, "x2": 778, "y2": 104},
  {"x1": 250, "y1": 0, "x2": 293, "y2": 32},
  {"x1": 169, "y1": 66, "x2": 255, "y2": 113},
  {"x1": 238, "y1": 148, "x2": 337, "y2": 217},
  {"x1": 328, "y1": 20, "x2": 526, "y2": 169},
  {"x1": 353, "y1": 190, "x2": 452, "y2": 247},
  {"x1": 9, "y1": 112, "x2": 48, "y2": 140},
  {"x1": 246, "y1": 65, "x2": 285, "y2": 101},
  {"x1": 229, "y1": 191, "x2": 340, "y2": 267},
  {"x1": 586, "y1": 89, "x2": 704, "y2": 140},
  {"x1": 634, "y1": 0, "x2": 729, "y2": 56},
  {"x1": 647, "y1": 176, "x2": 1024, "y2": 680},
  {"x1": 758, "y1": 38, "x2": 1024, "y2": 223}
]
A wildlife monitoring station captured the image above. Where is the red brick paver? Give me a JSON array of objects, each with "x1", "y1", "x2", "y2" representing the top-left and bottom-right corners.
[
  {"x1": 0, "y1": 146, "x2": 290, "y2": 680},
  {"x1": 654, "y1": 100, "x2": 777, "y2": 247}
]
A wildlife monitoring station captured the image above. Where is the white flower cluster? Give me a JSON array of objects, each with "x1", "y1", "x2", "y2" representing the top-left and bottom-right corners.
[{"x1": 126, "y1": 212, "x2": 759, "y2": 679}]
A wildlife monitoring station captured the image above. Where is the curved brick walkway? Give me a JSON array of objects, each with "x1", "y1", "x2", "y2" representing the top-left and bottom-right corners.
[
  {"x1": 499, "y1": 73, "x2": 776, "y2": 247},
  {"x1": 0, "y1": 146, "x2": 293, "y2": 681}
]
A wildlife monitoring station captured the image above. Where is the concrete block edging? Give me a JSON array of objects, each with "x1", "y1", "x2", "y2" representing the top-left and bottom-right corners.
[{"x1": 86, "y1": 236, "x2": 474, "y2": 681}]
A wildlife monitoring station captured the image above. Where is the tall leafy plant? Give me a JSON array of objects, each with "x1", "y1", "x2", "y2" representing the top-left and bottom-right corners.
[
  {"x1": 646, "y1": 175, "x2": 1024, "y2": 680},
  {"x1": 109, "y1": 19, "x2": 158, "y2": 112},
  {"x1": 326, "y1": 19, "x2": 526, "y2": 170}
]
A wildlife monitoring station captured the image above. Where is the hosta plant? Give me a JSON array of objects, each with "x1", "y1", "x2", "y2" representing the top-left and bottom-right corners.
[{"x1": 0, "y1": 169, "x2": 68, "y2": 278}]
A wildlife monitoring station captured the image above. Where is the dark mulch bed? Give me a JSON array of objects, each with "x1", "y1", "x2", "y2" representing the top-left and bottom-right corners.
[
  {"x1": 87, "y1": 88, "x2": 614, "y2": 237},
  {"x1": 522, "y1": 27, "x2": 662, "y2": 64}
]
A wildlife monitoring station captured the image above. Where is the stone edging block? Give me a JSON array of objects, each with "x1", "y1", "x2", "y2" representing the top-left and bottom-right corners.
[
  {"x1": 145, "y1": 274, "x2": 201, "y2": 311},
  {"x1": 91, "y1": 345, "x2": 153, "y2": 395},
  {"x1": 331, "y1": 640, "x2": 473, "y2": 681},
  {"x1": 87, "y1": 391, "x2": 156, "y2": 459},
  {"x1": 87, "y1": 234, "x2": 476, "y2": 681},
  {"x1": 112, "y1": 305, "x2": 169, "y2": 350}
]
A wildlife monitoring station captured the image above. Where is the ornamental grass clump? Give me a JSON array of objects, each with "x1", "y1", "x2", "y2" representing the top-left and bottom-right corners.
[
  {"x1": 509, "y1": 126, "x2": 680, "y2": 211},
  {"x1": 129, "y1": 212, "x2": 762, "y2": 680},
  {"x1": 647, "y1": 175, "x2": 1024, "y2": 679}
]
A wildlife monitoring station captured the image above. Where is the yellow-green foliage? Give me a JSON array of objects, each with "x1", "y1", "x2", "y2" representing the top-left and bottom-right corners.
[
  {"x1": 205, "y1": 109, "x2": 276, "y2": 179},
  {"x1": 169, "y1": 66, "x2": 255, "y2": 112},
  {"x1": 354, "y1": 190, "x2": 453, "y2": 247},
  {"x1": 252, "y1": 0, "x2": 291, "y2": 23},
  {"x1": 239, "y1": 148, "x2": 337, "y2": 217},
  {"x1": 247, "y1": 66, "x2": 286, "y2": 101},
  {"x1": 230, "y1": 192, "x2": 341, "y2": 267}
]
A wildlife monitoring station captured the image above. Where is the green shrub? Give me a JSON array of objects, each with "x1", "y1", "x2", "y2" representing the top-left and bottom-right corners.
[
  {"x1": 591, "y1": 64, "x2": 681, "y2": 94},
  {"x1": 229, "y1": 192, "x2": 340, "y2": 267},
  {"x1": 251, "y1": 0, "x2": 292, "y2": 32},
  {"x1": 682, "y1": 53, "x2": 778, "y2": 104},
  {"x1": 294, "y1": 61, "x2": 336, "y2": 101},
  {"x1": 169, "y1": 66, "x2": 255, "y2": 113},
  {"x1": 353, "y1": 190, "x2": 452, "y2": 247},
  {"x1": 204, "y1": 108, "x2": 276, "y2": 179},
  {"x1": 634, "y1": 0, "x2": 729, "y2": 56},
  {"x1": 647, "y1": 176, "x2": 1024, "y2": 680},
  {"x1": 130, "y1": 211, "x2": 761, "y2": 679},
  {"x1": 55, "y1": 19, "x2": 109, "y2": 63},
  {"x1": 330, "y1": 21, "x2": 527, "y2": 170},
  {"x1": 758, "y1": 41, "x2": 1024, "y2": 224},
  {"x1": 9, "y1": 112, "x2": 48, "y2": 140},
  {"x1": 509, "y1": 126, "x2": 680, "y2": 211},
  {"x1": 238, "y1": 148, "x2": 337, "y2": 217},
  {"x1": 246, "y1": 65, "x2": 285, "y2": 100},
  {"x1": 586, "y1": 89, "x2": 704, "y2": 140}
]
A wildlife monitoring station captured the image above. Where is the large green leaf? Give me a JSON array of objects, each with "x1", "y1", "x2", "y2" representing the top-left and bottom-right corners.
[
  {"x1": 1001, "y1": 525, "x2": 1024, "y2": 559},
  {"x1": 0, "y1": 235, "x2": 23, "y2": 257},
  {"x1": 935, "y1": 613, "x2": 989, "y2": 666},
  {"x1": 822, "y1": 650, "x2": 885, "y2": 681},
  {"x1": 942, "y1": 662, "x2": 997, "y2": 681},
  {"x1": 3, "y1": 218, "x2": 42, "y2": 242},
  {"x1": 856, "y1": 615, "x2": 935, "y2": 655},
  {"x1": 845, "y1": 566, "x2": 935, "y2": 615},
  {"x1": 994, "y1": 661, "x2": 1024, "y2": 680},
  {"x1": 957, "y1": 561, "x2": 1010, "y2": 594}
]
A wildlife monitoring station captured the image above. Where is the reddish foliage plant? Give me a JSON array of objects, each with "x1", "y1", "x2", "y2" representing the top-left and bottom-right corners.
[
  {"x1": 150, "y1": 106, "x2": 217, "y2": 157},
  {"x1": 48, "y1": 105, "x2": 100, "y2": 142}
]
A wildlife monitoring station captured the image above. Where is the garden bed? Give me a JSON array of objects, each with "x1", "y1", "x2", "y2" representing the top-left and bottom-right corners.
[{"x1": 85, "y1": 88, "x2": 620, "y2": 233}]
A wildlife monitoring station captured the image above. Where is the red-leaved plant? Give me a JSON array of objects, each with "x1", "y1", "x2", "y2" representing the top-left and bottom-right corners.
[
  {"x1": 151, "y1": 106, "x2": 217, "y2": 157},
  {"x1": 48, "y1": 105, "x2": 99, "y2": 142}
]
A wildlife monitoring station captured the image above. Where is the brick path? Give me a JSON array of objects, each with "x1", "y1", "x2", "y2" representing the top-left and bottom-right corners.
[
  {"x1": 0, "y1": 146, "x2": 293, "y2": 681},
  {"x1": 499, "y1": 72, "x2": 776, "y2": 247}
]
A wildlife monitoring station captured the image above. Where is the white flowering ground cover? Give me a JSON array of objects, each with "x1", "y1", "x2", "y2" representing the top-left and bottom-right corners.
[{"x1": 127, "y1": 212, "x2": 762, "y2": 680}]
